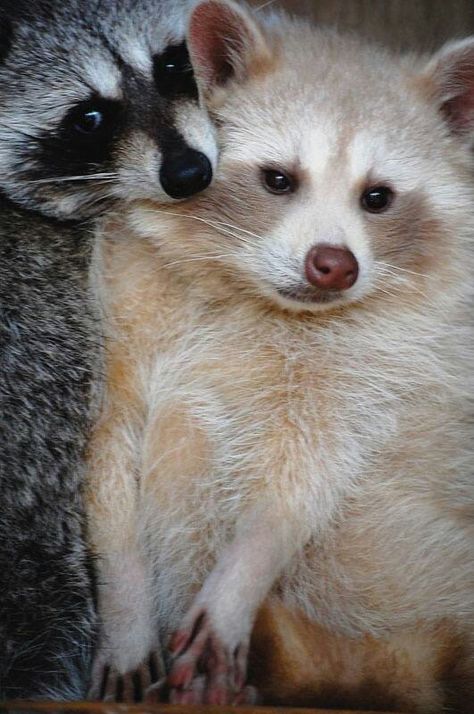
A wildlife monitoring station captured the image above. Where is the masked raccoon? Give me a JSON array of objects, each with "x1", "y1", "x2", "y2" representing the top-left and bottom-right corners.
[{"x1": 0, "y1": 0, "x2": 216, "y2": 700}]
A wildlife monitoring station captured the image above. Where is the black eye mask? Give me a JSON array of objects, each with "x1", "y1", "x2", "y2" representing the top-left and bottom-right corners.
[
  {"x1": 60, "y1": 96, "x2": 124, "y2": 155},
  {"x1": 153, "y1": 41, "x2": 198, "y2": 100},
  {"x1": 28, "y1": 95, "x2": 123, "y2": 184}
]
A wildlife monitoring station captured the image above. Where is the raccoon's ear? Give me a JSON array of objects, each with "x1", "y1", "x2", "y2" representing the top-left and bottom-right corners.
[
  {"x1": 422, "y1": 37, "x2": 474, "y2": 137},
  {"x1": 187, "y1": 0, "x2": 271, "y2": 93}
]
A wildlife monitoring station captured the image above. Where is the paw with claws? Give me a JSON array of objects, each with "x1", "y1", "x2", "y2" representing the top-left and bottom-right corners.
[
  {"x1": 89, "y1": 650, "x2": 165, "y2": 702},
  {"x1": 167, "y1": 606, "x2": 255, "y2": 705}
]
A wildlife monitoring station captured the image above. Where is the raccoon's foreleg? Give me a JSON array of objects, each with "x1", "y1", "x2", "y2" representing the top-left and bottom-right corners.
[
  {"x1": 167, "y1": 497, "x2": 312, "y2": 705},
  {"x1": 167, "y1": 419, "x2": 357, "y2": 706},
  {"x1": 88, "y1": 545, "x2": 162, "y2": 701},
  {"x1": 87, "y1": 365, "x2": 163, "y2": 701}
]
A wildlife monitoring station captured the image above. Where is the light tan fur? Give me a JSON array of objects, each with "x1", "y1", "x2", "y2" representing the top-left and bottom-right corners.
[{"x1": 87, "y1": 1, "x2": 474, "y2": 708}]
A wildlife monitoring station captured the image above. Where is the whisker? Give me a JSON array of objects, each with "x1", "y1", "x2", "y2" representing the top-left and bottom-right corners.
[
  {"x1": 213, "y1": 219, "x2": 264, "y2": 241},
  {"x1": 376, "y1": 261, "x2": 429, "y2": 279},
  {"x1": 74, "y1": 188, "x2": 118, "y2": 219},
  {"x1": 374, "y1": 267, "x2": 407, "y2": 281},
  {"x1": 372, "y1": 285, "x2": 399, "y2": 299},
  {"x1": 372, "y1": 270, "x2": 430, "y2": 301},
  {"x1": 200, "y1": 222, "x2": 248, "y2": 244},
  {"x1": 161, "y1": 253, "x2": 234, "y2": 269},
  {"x1": 255, "y1": 0, "x2": 278, "y2": 11},
  {"x1": 146, "y1": 207, "x2": 261, "y2": 245},
  {"x1": 27, "y1": 173, "x2": 119, "y2": 185},
  {"x1": 144, "y1": 208, "x2": 241, "y2": 243}
]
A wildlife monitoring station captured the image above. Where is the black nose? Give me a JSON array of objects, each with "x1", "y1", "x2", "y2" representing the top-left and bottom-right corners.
[{"x1": 160, "y1": 149, "x2": 212, "y2": 199}]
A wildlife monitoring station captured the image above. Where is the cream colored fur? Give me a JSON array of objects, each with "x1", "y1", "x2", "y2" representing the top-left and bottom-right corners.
[{"x1": 87, "y1": 1, "x2": 474, "y2": 707}]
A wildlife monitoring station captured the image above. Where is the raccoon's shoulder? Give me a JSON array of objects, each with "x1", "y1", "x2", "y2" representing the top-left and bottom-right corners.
[{"x1": 0, "y1": 198, "x2": 91, "y2": 288}]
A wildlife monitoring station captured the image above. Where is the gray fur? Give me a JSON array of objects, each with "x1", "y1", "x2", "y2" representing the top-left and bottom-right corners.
[
  {"x1": 0, "y1": 201, "x2": 100, "y2": 699},
  {"x1": 0, "y1": 0, "x2": 216, "y2": 699}
]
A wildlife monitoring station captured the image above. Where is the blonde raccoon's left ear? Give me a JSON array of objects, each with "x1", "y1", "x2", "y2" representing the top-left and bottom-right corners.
[
  {"x1": 422, "y1": 37, "x2": 474, "y2": 137},
  {"x1": 187, "y1": 0, "x2": 272, "y2": 96}
]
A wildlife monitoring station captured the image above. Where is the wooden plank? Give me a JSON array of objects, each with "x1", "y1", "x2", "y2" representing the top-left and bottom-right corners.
[{"x1": 0, "y1": 703, "x2": 405, "y2": 714}]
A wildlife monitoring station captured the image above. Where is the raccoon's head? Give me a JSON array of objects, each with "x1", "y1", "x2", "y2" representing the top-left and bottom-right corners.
[
  {"x1": 134, "y1": 0, "x2": 474, "y2": 314},
  {"x1": 0, "y1": 0, "x2": 217, "y2": 220}
]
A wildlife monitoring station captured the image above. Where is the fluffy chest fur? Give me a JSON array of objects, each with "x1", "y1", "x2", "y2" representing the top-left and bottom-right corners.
[{"x1": 92, "y1": 222, "x2": 474, "y2": 639}]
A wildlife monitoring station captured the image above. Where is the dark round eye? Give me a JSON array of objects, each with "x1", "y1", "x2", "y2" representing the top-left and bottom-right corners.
[
  {"x1": 163, "y1": 56, "x2": 184, "y2": 73},
  {"x1": 73, "y1": 110, "x2": 103, "y2": 135},
  {"x1": 262, "y1": 169, "x2": 294, "y2": 195},
  {"x1": 62, "y1": 98, "x2": 121, "y2": 145},
  {"x1": 154, "y1": 42, "x2": 198, "y2": 99},
  {"x1": 361, "y1": 185, "x2": 394, "y2": 213}
]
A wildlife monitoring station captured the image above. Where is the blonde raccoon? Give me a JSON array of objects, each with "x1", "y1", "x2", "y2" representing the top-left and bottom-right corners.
[{"x1": 88, "y1": 0, "x2": 474, "y2": 708}]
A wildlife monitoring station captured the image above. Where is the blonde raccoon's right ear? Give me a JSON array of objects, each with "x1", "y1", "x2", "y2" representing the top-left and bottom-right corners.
[
  {"x1": 187, "y1": 0, "x2": 272, "y2": 95},
  {"x1": 422, "y1": 37, "x2": 474, "y2": 139}
]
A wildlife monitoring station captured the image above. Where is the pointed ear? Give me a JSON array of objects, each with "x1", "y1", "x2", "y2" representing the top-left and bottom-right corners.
[
  {"x1": 187, "y1": 0, "x2": 272, "y2": 95},
  {"x1": 422, "y1": 37, "x2": 474, "y2": 137}
]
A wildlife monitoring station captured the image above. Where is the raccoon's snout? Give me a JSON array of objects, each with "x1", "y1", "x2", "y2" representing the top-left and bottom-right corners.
[
  {"x1": 304, "y1": 245, "x2": 359, "y2": 291},
  {"x1": 160, "y1": 149, "x2": 212, "y2": 199}
]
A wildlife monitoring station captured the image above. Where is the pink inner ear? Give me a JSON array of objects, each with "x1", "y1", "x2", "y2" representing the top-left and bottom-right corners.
[
  {"x1": 440, "y1": 57, "x2": 474, "y2": 133},
  {"x1": 189, "y1": 1, "x2": 249, "y2": 87}
]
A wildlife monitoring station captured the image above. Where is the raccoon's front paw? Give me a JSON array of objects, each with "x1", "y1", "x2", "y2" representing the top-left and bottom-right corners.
[
  {"x1": 89, "y1": 650, "x2": 165, "y2": 702},
  {"x1": 167, "y1": 606, "x2": 251, "y2": 705}
]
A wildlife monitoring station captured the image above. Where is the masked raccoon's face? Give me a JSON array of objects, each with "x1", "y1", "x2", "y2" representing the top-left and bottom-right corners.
[{"x1": 0, "y1": 0, "x2": 217, "y2": 219}]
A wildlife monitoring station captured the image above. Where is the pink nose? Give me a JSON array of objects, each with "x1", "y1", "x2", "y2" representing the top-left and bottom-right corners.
[{"x1": 304, "y1": 244, "x2": 359, "y2": 291}]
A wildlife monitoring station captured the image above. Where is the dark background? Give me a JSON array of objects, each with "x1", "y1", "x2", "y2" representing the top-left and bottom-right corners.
[{"x1": 248, "y1": 0, "x2": 474, "y2": 52}]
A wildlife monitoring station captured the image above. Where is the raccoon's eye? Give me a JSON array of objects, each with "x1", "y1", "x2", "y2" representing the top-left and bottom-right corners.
[
  {"x1": 262, "y1": 169, "x2": 294, "y2": 195},
  {"x1": 154, "y1": 42, "x2": 198, "y2": 99},
  {"x1": 62, "y1": 98, "x2": 120, "y2": 141},
  {"x1": 361, "y1": 186, "x2": 394, "y2": 213},
  {"x1": 73, "y1": 110, "x2": 103, "y2": 135}
]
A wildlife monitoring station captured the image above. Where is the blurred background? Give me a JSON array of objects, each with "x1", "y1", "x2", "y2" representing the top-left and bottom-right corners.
[{"x1": 248, "y1": 0, "x2": 474, "y2": 52}]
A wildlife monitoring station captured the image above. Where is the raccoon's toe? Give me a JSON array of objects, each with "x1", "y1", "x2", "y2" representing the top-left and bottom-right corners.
[{"x1": 89, "y1": 650, "x2": 165, "y2": 702}]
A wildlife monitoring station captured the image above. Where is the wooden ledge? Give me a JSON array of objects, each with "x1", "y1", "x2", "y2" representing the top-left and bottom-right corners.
[{"x1": 0, "y1": 702, "x2": 405, "y2": 714}]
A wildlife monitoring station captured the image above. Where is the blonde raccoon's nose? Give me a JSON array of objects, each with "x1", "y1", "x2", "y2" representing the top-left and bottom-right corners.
[
  {"x1": 305, "y1": 245, "x2": 359, "y2": 290},
  {"x1": 160, "y1": 149, "x2": 212, "y2": 199}
]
